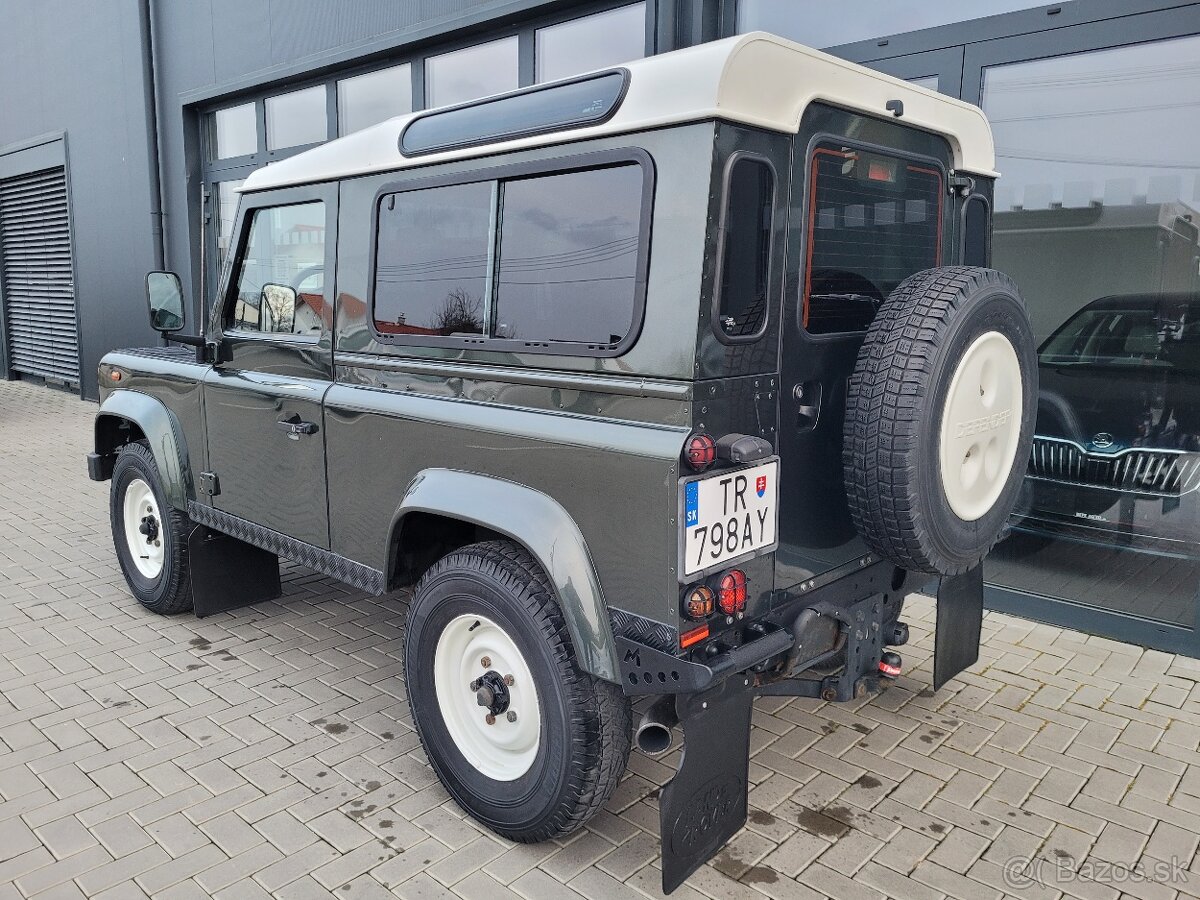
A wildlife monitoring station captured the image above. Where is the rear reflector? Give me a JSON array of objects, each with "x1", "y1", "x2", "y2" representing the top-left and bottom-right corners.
[{"x1": 680, "y1": 623, "x2": 709, "y2": 649}]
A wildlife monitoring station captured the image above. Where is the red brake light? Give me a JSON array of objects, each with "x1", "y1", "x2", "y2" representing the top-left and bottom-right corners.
[
  {"x1": 684, "y1": 433, "x2": 716, "y2": 472},
  {"x1": 718, "y1": 569, "x2": 747, "y2": 615},
  {"x1": 684, "y1": 585, "x2": 715, "y2": 620}
]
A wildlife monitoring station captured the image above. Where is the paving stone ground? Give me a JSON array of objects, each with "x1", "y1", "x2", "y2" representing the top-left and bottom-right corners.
[{"x1": 4, "y1": 379, "x2": 1200, "y2": 900}]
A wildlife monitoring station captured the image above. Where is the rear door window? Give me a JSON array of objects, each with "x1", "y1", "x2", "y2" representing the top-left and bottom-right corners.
[{"x1": 803, "y1": 145, "x2": 943, "y2": 334}]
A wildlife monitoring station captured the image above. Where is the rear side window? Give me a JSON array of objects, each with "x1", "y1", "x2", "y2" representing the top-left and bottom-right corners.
[
  {"x1": 373, "y1": 181, "x2": 492, "y2": 336},
  {"x1": 373, "y1": 158, "x2": 648, "y2": 352},
  {"x1": 714, "y1": 156, "x2": 775, "y2": 340},
  {"x1": 804, "y1": 145, "x2": 943, "y2": 334},
  {"x1": 494, "y1": 165, "x2": 643, "y2": 345}
]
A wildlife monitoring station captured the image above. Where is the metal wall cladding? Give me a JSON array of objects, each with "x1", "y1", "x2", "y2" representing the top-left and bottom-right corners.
[{"x1": 0, "y1": 167, "x2": 78, "y2": 385}]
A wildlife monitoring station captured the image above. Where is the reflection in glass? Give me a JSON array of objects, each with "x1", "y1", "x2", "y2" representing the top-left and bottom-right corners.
[
  {"x1": 426, "y1": 37, "x2": 519, "y2": 108},
  {"x1": 229, "y1": 202, "x2": 326, "y2": 335},
  {"x1": 494, "y1": 165, "x2": 643, "y2": 346},
  {"x1": 338, "y1": 64, "x2": 413, "y2": 136},
  {"x1": 212, "y1": 103, "x2": 257, "y2": 159},
  {"x1": 215, "y1": 179, "x2": 245, "y2": 279},
  {"x1": 535, "y1": 3, "x2": 646, "y2": 83},
  {"x1": 373, "y1": 182, "x2": 493, "y2": 336},
  {"x1": 983, "y1": 34, "x2": 1200, "y2": 627},
  {"x1": 908, "y1": 75, "x2": 940, "y2": 92},
  {"x1": 265, "y1": 86, "x2": 327, "y2": 150},
  {"x1": 737, "y1": 0, "x2": 1042, "y2": 49}
]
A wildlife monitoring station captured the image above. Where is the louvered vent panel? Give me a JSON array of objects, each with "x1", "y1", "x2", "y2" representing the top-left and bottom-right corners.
[{"x1": 0, "y1": 167, "x2": 79, "y2": 385}]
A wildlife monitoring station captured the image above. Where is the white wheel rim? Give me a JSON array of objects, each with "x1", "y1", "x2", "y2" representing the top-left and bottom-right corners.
[
  {"x1": 432, "y1": 614, "x2": 541, "y2": 782},
  {"x1": 938, "y1": 331, "x2": 1023, "y2": 522},
  {"x1": 122, "y1": 477, "x2": 165, "y2": 579}
]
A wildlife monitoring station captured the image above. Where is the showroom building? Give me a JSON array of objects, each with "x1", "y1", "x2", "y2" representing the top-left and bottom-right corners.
[{"x1": 1, "y1": 0, "x2": 1198, "y2": 654}]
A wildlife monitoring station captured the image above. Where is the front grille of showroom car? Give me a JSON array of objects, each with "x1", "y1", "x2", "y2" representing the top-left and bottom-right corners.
[{"x1": 1029, "y1": 437, "x2": 1200, "y2": 496}]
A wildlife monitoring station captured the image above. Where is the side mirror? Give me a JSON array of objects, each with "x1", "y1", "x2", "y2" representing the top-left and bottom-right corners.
[
  {"x1": 260, "y1": 283, "x2": 297, "y2": 334},
  {"x1": 146, "y1": 272, "x2": 186, "y2": 333}
]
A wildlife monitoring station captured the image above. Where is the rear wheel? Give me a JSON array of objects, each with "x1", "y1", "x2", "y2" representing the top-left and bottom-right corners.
[
  {"x1": 110, "y1": 441, "x2": 194, "y2": 614},
  {"x1": 844, "y1": 267, "x2": 1038, "y2": 575},
  {"x1": 404, "y1": 540, "x2": 630, "y2": 841}
]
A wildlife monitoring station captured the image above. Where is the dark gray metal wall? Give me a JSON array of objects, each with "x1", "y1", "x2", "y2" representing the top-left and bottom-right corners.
[
  {"x1": 150, "y1": 0, "x2": 602, "y2": 345},
  {"x1": 0, "y1": 0, "x2": 161, "y2": 400}
]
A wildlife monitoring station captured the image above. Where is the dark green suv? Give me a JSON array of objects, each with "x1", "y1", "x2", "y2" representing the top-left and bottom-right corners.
[{"x1": 87, "y1": 32, "x2": 1037, "y2": 891}]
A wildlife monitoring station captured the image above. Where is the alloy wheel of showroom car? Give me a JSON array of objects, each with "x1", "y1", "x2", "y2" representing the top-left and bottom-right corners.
[
  {"x1": 844, "y1": 266, "x2": 1038, "y2": 575},
  {"x1": 404, "y1": 540, "x2": 630, "y2": 842},
  {"x1": 110, "y1": 440, "x2": 195, "y2": 614}
]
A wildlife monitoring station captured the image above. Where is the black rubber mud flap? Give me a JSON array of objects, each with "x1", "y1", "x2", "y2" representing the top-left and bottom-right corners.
[
  {"x1": 660, "y1": 677, "x2": 754, "y2": 894},
  {"x1": 933, "y1": 564, "x2": 984, "y2": 691},
  {"x1": 188, "y1": 525, "x2": 281, "y2": 617}
]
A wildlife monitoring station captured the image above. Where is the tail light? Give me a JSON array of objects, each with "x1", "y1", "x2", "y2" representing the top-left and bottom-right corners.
[
  {"x1": 879, "y1": 651, "x2": 902, "y2": 678},
  {"x1": 683, "y1": 433, "x2": 716, "y2": 472},
  {"x1": 717, "y1": 569, "x2": 747, "y2": 615},
  {"x1": 684, "y1": 585, "x2": 715, "y2": 620}
]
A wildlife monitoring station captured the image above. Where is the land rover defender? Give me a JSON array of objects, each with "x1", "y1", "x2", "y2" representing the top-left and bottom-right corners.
[{"x1": 87, "y1": 33, "x2": 1037, "y2": 891}]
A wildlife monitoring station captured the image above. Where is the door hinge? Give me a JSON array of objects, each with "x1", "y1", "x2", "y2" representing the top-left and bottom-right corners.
[
  {"x1": 198, "y1": 471, "x2": 220, "y2": 497},
  {"x1": 949, "y1": 173, "x2": 975, "y2": 196}
]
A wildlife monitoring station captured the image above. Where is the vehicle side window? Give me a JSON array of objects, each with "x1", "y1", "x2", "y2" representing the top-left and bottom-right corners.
[
  {"x1": 494, "y1": 164, "x2": 643, "y2": 346},
  {"x1": 373, "y1": 160, "x2": 648, "y2": 352},
  {"x1": 228, "y1": 201, "x2": 326, "y2": 336},
  {"x1": 714, "y1": 157, "x2": 774, "y2": 340},
  {"x1": 373, "y1": 181, "x2": 492, "y2": 336},
  {"x1": 803, "y1": 146, "x2": 942, "y2": 335}
]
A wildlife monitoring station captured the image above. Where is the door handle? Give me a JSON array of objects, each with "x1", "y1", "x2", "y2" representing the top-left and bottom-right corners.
[
  {"x1": 276, "y1": 413, "x2": 319, "y2": 439},
  {"x1": 794, "y1": 381, "x2": 823, "y2": 432}
]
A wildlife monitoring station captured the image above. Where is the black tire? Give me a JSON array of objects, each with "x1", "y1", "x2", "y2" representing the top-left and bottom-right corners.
[
  {"x1": 404, "y1": 540, "x2": 631, "y2": 842},
  {"x1": 110, "y1": 440, "x2": 194, "y2": 614},
  {"x1": 844, "y1": 267, "x2": 1038, "y2": 575}
]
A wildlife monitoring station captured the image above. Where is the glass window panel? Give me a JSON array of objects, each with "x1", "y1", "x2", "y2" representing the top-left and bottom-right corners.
[
  {"x1": 494, "y1": 164, "x2": 643, "y2": 346},
  {"x1": 228, "y1": 201, "x2": 326, "y2": 335},
  {"x1": 265, "y1": 86, "x2": 327, "y2": 150},
  {"x1": 426, "y1": 37, "x2": 519, "y2": 108},
  {"x1": 212, "y1": 103, "x2": 257, "y2": 159},
  {"x1": 535, "y1": 3, "x2": 646, "y2": 83},
  {"x1": 909, "y1": 75, "x2": 940, "y2": 92},
  {"x1": 737, "y1": 0, "x2": 1043, "y2": 49},
  {"x1": 373, "y1": 182, "x2": 492, "y2": 336},
  {"x1": 982, "y1": 34, "x2": 1200, "y2": 627},
  {"x1": 215, "y1": 179, "x2": 245, "y2": 277},
  {"x1": 716, "y1": 158, "x2": 774, "y2": 339},
  {"x1": 337, "y1": 64, "x2": 413, "y2": 136},
  {"x1": 803, "y1": 147, "x2": 942, "y2": 334}
]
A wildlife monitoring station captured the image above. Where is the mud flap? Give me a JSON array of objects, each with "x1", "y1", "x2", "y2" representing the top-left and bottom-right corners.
[
  {"x1": 933, "y1": 564, "x2": 983, "y2": 691},
  {"x1": 659, "y1": 676, "x2": 754, "y2": 894},
  {"x1": 188, "y1": 525, "x2": 281, "y2": 617}
]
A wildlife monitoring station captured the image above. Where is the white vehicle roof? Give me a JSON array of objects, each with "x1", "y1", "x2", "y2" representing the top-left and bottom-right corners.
[{"x1": 243, "y1": 31, "x2": 997, "y2": 194}]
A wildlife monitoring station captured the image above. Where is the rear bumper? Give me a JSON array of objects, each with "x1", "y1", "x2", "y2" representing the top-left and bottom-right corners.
[{"x1": 617, "y1": 627, "x2": 793, "y2": 695}]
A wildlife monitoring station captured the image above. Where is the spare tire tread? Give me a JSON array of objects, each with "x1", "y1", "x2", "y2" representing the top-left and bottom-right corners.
[{"x1": 844, "y1": 266, "x2": 1032, "y2": 575}]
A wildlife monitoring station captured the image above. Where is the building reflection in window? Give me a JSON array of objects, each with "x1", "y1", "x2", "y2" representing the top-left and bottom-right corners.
[{"x1": 984, "y1": 34, "x2": 1200, "y2": 628}]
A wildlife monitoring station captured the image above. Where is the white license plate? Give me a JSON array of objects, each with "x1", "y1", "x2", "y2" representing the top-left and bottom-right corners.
[{"x1": 681, "y1": 459, "x2": 779, "y2": 577}]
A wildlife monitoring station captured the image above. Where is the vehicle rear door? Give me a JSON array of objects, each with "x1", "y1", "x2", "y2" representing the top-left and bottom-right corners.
[
  {"x1": 201, "y1": 183, "x2": 337, "y2": 547},
  {"x1": 776, "y1": 106, "x2": 953, "y2": 587}
]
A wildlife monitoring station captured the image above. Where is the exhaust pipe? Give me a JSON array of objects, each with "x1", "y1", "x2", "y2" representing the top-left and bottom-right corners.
[{"x1": 636, "y1": 696, "x2": 679, "y2": 756}]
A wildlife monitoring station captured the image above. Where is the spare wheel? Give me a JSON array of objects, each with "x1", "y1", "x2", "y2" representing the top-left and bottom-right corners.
[{"x1": 843, "y1": 266, "x2": 1037, "y2": 576}]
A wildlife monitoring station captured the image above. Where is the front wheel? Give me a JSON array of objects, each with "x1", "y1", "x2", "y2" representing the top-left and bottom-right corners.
[
  {"x1": 110, "y1": 441, "x2": 194, "y2": 614},
  {"x1": 404, "y1": 541, "x2": 630, "y2": 842}
]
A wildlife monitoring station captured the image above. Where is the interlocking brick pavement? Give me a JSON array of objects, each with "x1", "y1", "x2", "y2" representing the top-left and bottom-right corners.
[{"x1": 3, "y1": 378, "x2": 1200, "y2": 899}]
